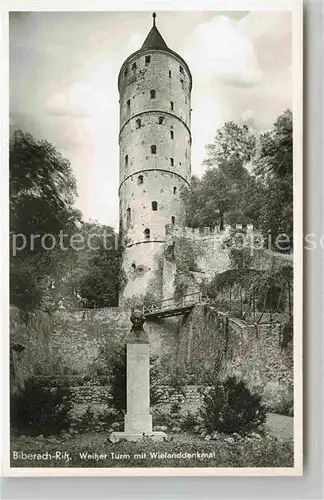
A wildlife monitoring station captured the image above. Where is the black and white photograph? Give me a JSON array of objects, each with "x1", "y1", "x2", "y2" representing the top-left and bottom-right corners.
[{"x1": 4, "y1": 2, "x2": 303, "y2": 476}]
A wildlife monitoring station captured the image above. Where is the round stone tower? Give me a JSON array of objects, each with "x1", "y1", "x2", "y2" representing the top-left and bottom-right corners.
[{"x1": 118, "y1": 13, "x2": 192, "y2": 306}]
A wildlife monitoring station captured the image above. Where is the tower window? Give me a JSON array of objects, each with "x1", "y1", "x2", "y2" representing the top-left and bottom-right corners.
[
  {"x1": 126, "y1": 207, "x2": 131, "y2": 228},
  {"x1": 132, "y1": 62, "x2": 137, "y2": 70},
  {"x1": 170, "y1": 130, "x2": 174, "y2": 139},
  {"x1": 169, "y1": 70, "x2": 172, "y2": 78},
  {"x1": 124, "y1": 67, "x2": 128, "y2": 77},
  {"x1": 150, "y1": 89, "x2": 156, "y2": 99},
  {"x1": 124, "y1": 154, "x2": 128, "y2": 167},
  {"x1": 137, "y1": 175, "x2": 143, "y2": 185},
  {"x1": 135, "y1": 118, "x2": 141, "y2": 129},
  {"x1": 145, "y1": 55, "x2": 151, "y2": 65},
  {"x1": 170, "y1": 101, "x2": 174, "y2": 110},
  {"x1": 173, "y1": 187, "x2": 177, "y2": 194},
  {"x1": 126, "y1": 99, "x2": 130, "y2": 109},
  {"x1": 151, "y1": 201, "x2": 158, "y2": 211},
  {"x1": 171, "y1": 216, "x2": 175, "y2": 225},
  {"x1": 144, "y1": 228, "x2": 150, "y2": 240},
  {"x1": 170, "y1": 157, "x2": 174, "y2": 166},
  {"x1": 158, "y1": 116, "x2": 165, "y2": 124},
  {"x1": 179, "y1": 65, "x2": 184, "y2": 74},
  {"x1": 151, "y1": 145, "x2": 157, "y2": 154}
]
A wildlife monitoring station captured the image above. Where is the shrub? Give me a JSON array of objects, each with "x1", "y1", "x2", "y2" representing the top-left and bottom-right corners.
[
  {"x1": 97, "y1": 408, "x2": 122, "y2": 430},
  {"x1": 10, "y1": 375, "x2": 72, "y2": 436},
  {"x1": 179, "y1": 411, "x2": 199, "y2": 432},
  {"x1": 200, "y1": 376, "x2": 266, "y2": 435},
  {"x1": 262, "y1": 382, "x2": 294, "y2": 416},
  {"x1": 73, "y1": 405, "x2": 95, "y2": 433},
  {"x1": 151, "y1": 407, "x2": 178, "y2": 429}
]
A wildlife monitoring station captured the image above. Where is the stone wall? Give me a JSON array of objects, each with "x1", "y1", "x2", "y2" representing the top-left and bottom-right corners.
[
  {"x1": 49, "y1": 308, "x2": 177, "y2": 373},
  {"x1": 177, "y1": 304, "x2": 293, "y2": 396}
]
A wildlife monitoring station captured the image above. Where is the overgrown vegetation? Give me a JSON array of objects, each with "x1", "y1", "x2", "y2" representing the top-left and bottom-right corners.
[
  {"x1": 181, "y1": 110, "x2": 293, "y2": 245},
  {"x1": 10, "y1": 374, "x2": 72, "y2": 436},
  {"x1": 10, "y1": 131, "x2": 121, "y2": 312},
  {"x1": 200, "y1": 376, "x2": 266, "y2": 435}
]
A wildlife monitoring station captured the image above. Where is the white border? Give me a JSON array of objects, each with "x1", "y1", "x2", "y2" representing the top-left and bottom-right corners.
[{"x1": 0, "y1": 0, "x2": 303, "y2": 478}]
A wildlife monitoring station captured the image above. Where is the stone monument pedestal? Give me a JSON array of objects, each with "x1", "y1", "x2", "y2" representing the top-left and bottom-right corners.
[{"x1": 110, "y1": 335, "x2": 166, "y2": 443}]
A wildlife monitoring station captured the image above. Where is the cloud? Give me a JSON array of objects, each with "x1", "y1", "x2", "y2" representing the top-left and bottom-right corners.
[
  {"x1": 184, "y1": 15, "x2": 262, "y2": 88},
  {"x1": 45, "y1": 81, "x2": 112, "y2": 117}
]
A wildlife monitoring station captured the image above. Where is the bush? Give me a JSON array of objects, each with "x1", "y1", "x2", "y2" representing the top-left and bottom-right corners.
[
  {"x1": 179, "y1": 411, "x2": 199, "y2": 432},
  {"x1": 72, "y1": 405, "x2": 95, "y2": 433},
  {"x1": 151, "y1": 407, "x2": 178, "y2": 429},
  {"x1": 262, "y1": 382, "x2": 294, "y2": 416},
  {"x1": 11, "y1": 375, "x2": 72, "y2": 436},
  {"x1": 200, "y1": 376, "x2": 266, "y2": 435},
  {"x1": 97, "y1": 408, "x2": 122, "y2": 430}
]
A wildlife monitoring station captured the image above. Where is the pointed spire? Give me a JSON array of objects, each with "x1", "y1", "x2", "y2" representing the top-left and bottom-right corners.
[{"x1": 141, "y1": 14, "x2": 169, "y2": 51}]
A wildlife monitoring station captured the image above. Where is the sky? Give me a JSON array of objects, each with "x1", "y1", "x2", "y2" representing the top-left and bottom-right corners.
[{"x1": 9, "y1": 10, "x2": 292, "y2": 230}]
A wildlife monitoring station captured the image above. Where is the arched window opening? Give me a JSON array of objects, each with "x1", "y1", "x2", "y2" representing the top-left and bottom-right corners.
[
  {"x1": 124, "y1": 66, "x2": 128, "y2": 77},
  {"x1": 126, "y1": 207, "x2": 131, "y2": 228},
  {"x1": 171, "y1": 216, "x2": 175, "y2": 225},
  {"x1": 151, "y1": 201, "x2": 158, "y2": 211},
  {"x1": 150, "y1": 89, "x2": 156, "y2": 99},
  {"x1": 136, "y1": 118, "x2": 141, "y2": 129},
  {"x1": 170, "y1": 130, "x2": 174, "y2": 139},
  {"x1": 137, "y1": 175, "x2": 144, "y2": 185},
  {"x1": 131, "y1": 262, "x2": 136, "y2": 270},
  {"x1": 151, "y1": 145, "x2": 157, "y2": 154},
  {"x1": 132, "y1": 62, "x2": 137, "y2": 70},
  {"x1": 170, "y1": 157, "x2": 174, "y2": 166},
  {"x1": 126, "y1": 99, "x2": 130, "y2": 109},
  {"x1": 158, "y1": 116, "x2": 165, "y2": 124},
  {"x1": 144, "y1": 228, "x2": 150, "y2": 240},
  {"x1": 145, "y1": 55, "x2": 151, "y2": 65},
  {"x1": 124, "y1": 154, "x2": 128, "y2": 167},
  {"x1": 179, "y1": 65, "x2": 184, "y2": 74},
  {"x1": 169, "y1": 70, "x2": 172, "y2": 78},
  {"x1": 173, "y1": 187, "x2": 177, "y2": 194},
  {"x1": 170, "y1": 101, "x2": 174, "y2": 110}
]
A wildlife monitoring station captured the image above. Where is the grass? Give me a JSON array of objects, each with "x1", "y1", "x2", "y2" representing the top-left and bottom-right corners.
[{"x1": 10, "y1": 431, "x2": 293, "y2": 468}]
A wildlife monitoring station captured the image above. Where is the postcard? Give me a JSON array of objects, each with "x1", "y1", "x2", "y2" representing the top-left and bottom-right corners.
[{"x1": 2, "y1": 0, "x2": 303, "y2": 477}]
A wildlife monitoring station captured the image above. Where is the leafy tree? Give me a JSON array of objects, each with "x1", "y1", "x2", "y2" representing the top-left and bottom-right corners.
[
  {"x1": 77, "y1": 223, "x2": 121, "y2": 308},
  {"x1": 182, "y1": 122, "x2": 264, "y2": 228},
  {"x1": 254, "y1": 109, "x2": 293, "y2": 243},
  {"x1": 10, "y1": 130, "x2": 81, "y2": 310}
]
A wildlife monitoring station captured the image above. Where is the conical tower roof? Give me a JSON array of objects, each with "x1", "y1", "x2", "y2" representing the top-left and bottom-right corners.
[
  {"x1": 141, "y1": 13, "x2": 169, "y2": 51},
  {"x1": 118, "y1": 13, "x2": 192, "y2": 91}
]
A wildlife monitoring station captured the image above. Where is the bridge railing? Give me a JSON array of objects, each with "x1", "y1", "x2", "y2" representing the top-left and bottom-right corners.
[{"x1": 142, "y1": 291, "x2": 203, "y2": 316}]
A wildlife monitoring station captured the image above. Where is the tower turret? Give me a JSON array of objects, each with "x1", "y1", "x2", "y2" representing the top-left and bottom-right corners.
[{"x1": 118, "y1": 13, "x2": 192, "y2": 306}]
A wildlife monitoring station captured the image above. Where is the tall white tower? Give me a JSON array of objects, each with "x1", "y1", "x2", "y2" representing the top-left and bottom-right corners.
[{"x1": 118, "y1": 13, "x2": 192, "y2": 306}]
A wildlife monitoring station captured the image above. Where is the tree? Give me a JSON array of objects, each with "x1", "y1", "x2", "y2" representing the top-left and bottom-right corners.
[
  {"x1": 181, "y1": 122, "x2": 263, "y2": 228},
  {"x1": 10, "y1": 130, "x2": 81, "y2": 310},
  {"x1": 51, "y1": 221, "x2": 121, "y2": 309},
  {"x1": 78, "y1": 244, "x2": 121, "y2": 308},
  {"x1": 254, "y1": 110, "x2": 293, "y2": 244}
]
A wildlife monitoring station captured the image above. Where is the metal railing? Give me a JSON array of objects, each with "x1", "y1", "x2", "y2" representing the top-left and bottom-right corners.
[{"x1": 142, "y1": 291, "x2": 203, "y2": 316}]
